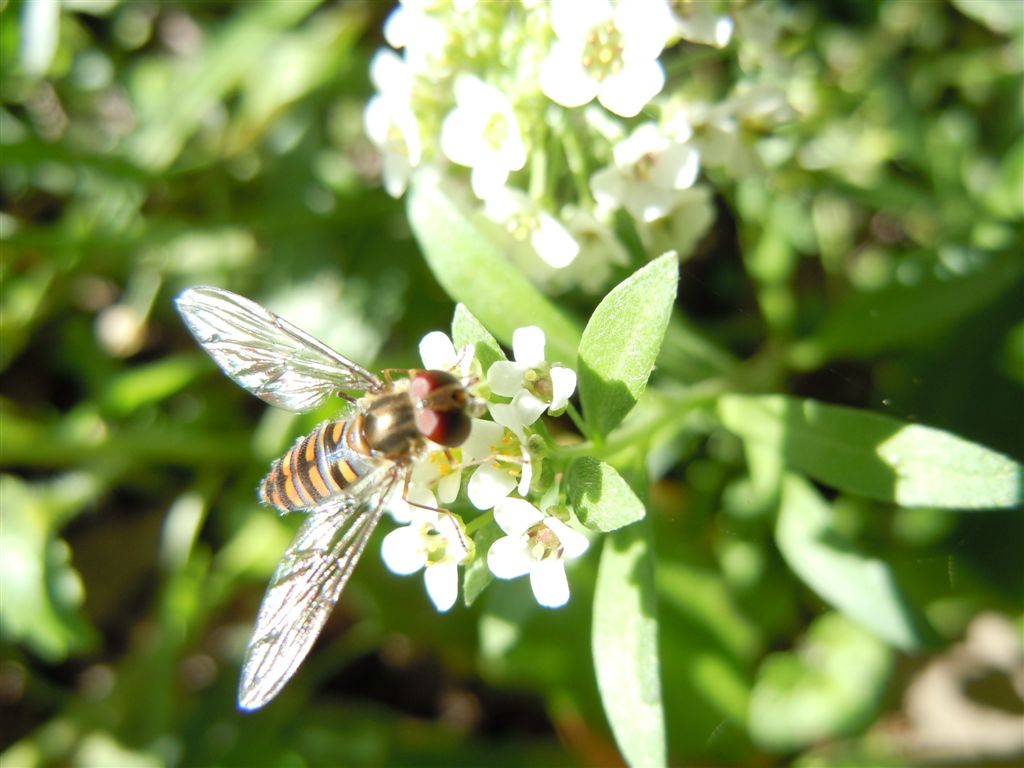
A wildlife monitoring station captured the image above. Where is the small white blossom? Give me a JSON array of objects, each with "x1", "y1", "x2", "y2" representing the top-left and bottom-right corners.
[
  {"x1": 383, "y1": 1, "x2": 449, "y2": 74},
  {"x1": 591, "y1": 122, "x2": 700, "y2": 223},
  {"x1": 440, "y1": 75, "x2": 527, "y2": 201},
  {"x1": 364, "y1": 50, "x2": 422, "y2": 198},
  {"x1": 484, "y1": 187, "x2": 580, "y2": 272},
  {"x1": 382, "y1": 509, "x2": 472, "y2": 612},
  {"x1": 558, "y1": 207, "x2": 631, "y2": 293},
  {"x1": 461, "y1": 419, "x2": 532, "y2": 510},
  {"x1": 486, "y1": 497, "x2": 589, "y2": 608},
  {"x1": 636, "y1": 184, "x2": 716, "y2": 259},
  {"x1": 674, "y1": 2, "x2": 734, "y2": 48},
  {"x1": 487, "y1": 326, "x2": 577, "y2": 432},
  {"x1": 540, "y1": 0, "x2": 675, "y2": 118},
  {"x1": 418, "y1": 330, "x2": 474, "y2": 378}
]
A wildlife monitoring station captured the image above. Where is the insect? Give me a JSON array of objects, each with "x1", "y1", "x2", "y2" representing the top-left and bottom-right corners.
[{"x1": 175, "y1": 286, "x2": 482, "y2": 710}]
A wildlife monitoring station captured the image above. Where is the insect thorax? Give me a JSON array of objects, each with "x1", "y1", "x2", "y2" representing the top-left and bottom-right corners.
[{"x1": 361, "y1": 389, "x2": 422, "y2": 459}]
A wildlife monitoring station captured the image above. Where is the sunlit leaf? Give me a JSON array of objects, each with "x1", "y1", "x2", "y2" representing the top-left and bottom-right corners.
[
  {"x1": 0, "y1": 475, "x2": 99, "y2": 660},
  {"x1": 452, "y1": 303, "x2": 505, "y2": 373},
  {"x1": 593, "y1": 523, "x2": 666, "y2": 768},
  {"x1": 565, "y1": 457, "x2": 645, "y2": 532},
  {"x1": 777, "y1": 475, "x2": 932, "y2": 650},
  {"x1": 578, "y1": 253, "x2": 678, "y2": 437},
  {"x1": 718, "y1": 395, "x2": 1024, "y2": 509}
]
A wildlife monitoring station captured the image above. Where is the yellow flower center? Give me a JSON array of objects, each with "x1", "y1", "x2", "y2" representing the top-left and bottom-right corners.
[{"x1": 581, "y1": 21, "x2": 625, "y2": 83}]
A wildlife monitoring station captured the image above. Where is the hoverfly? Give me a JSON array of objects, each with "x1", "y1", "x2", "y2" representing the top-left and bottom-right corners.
[{"x1": 175, "y1": 286, "x2": 483, "y2": 710}]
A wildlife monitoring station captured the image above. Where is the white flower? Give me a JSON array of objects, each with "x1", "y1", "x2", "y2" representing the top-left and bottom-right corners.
[
  {"x1": 460, "y1": 418, "x2": 532, "y2": 510},
  {"x1": 484, "y1": 187, "x2": 579, "y2": 271},
  {"x1": 364, "y1": 49, "x2": 422, "y2": 198},
  {"x1": 487, "y1": 326, "x2": 577, "y2": 432},
  {"x1": 636, "y1": 184, "x2": 716, "y2": 259},
  {"x1": 674, "y1": 2, "x2": 734, "y2": 48},
  {"x1": 440, "y1": 75, "x2": 527, "y2": 201},
  {"x1": 539, "y1": 0, "x2": 674, "y2": 118},
  {"x1": 383, "y1": 1, "x2": 449, "y2": 74},
  {"x1": 590, "y1": 122, "x2": 700, "y2": 223},
  {"x1": 418, "y1": 330, "x2": 475, "y2": 379},
  {"x1": 487, "y1": 498, "x2": 589, "y2": 608},
  {"x1": 558, "y1": 207, "x2": 631, "y2": 294},
  {"x1": 382, "y1": 509, "x2": 473, "y2": 612}
]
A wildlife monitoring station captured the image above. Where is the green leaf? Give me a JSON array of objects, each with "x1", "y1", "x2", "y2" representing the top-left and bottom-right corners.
[
  {"x1": 451, "y1": 303, "x2": 505, "y2": 374},
  {"x1": 565, "y1": 457, "x2": 646, "y2": 532},
  {"x1": 462, "y1": 516, "x2": 503, "y2": 607},
  {"x1": 408, "y1": 170, "x2": 581, "y2": 364},
  {"x1": 749, "y1": 612, "x2": 892, "y2": 752},
  {"x1": 593, "y1": 523, "x2": 666, "y2": 768},
  {"x1": 718, "y1": 394, "x2": 1024, "y2": 509},
  {"x1": 789, "y1": 253, "x2": 1024, "y2": 368},
  {"x1": 0, "y1": 475, "x2": 99, "y2": 660},
  {"x1": 578, "y1": 253, "x2": 678, "y2": 437},
  {"x1": 776, "y1": 475, "x2": 931, "y2": 650}
]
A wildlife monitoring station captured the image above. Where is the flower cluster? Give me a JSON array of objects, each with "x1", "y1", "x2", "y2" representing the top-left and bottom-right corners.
[
  {"x1": 382, "y1": 327, "x2": 588, "y2": 611},
  {"x1": 362, "y1": 0, "x2": 783, "y2": 294}
]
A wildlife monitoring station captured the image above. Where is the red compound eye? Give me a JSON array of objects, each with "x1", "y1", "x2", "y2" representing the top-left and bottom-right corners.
[{"x1": 411, "y1": 370, "x2": 471, "y2": 447}]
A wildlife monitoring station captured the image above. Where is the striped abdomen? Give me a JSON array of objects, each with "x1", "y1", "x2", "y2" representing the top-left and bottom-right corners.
[{"x1": 259, "y1": 418, "x2": 380, "y2": 512}]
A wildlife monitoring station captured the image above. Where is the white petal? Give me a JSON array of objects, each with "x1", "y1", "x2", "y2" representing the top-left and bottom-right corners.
[
  {"x1": 532, "y1": 213, "x2": 580, "y2": 268},
  {"x1": 590, "y1": 165, "x2": 627, "y2": 214},
  {"x1": 512, "y1": 326, "x2": 546, "y2": 367},
  {"x1": 493, "y1": 496, "x2": 544, "y2": 535},
  {"x1": 369, "y1": 49, "x2": 409, "y2": 95},
  {"x1": 551, "y1": 0, "x2": 612, "y2": 41},
  {"x1": 488, "y1": 402, "x2": 527, "y2": 434},
  {"x1": 471, "y1": 162, "x2": 510, "y2": 201},
  {"x1": 654, "y1": 142, "x2": 700, "y2": 191},
  {"x1": 487, "y1": 536, "x2": 533, "y2": 579},
  {"x1": 467, "y1": 463, "x2": 516, "y2": 510},
  {"x1": 461, "y1": 418, "x2": 506, "y2": 460},
  {"x1": 381, "y1": 527, "x2": 427, "y2": 575},
  {"x1": 616, "y1": 0, "x2": 673, "y2": 58},
  {"x1": 424, "y1": 561, "x2": 459, "y2": 612},
  {"x1": 517, "y1": 454, "x2": 533, "y2": 497},
  {"x1": 419, "y1": 331, "x2": 458, "y2": 370},
  {"x1": 440, "y1": 107, "x2": 480, "y2": 169},
  {"x1": 511, "y1": 389, "x2": 547, "y2": 426},
  {"x1": 545, "y1": 517, "x2": 589, "y2": 559},
  {"x1": 540, "y1": 45, "x2": 599, "y2": 109},
  {"x1": 437, "y1": 470, "x2": 462, "y2": 504},
  {"x1": 548, "y1": 366, "x2": 578, "y2": 411},
  {"x1": 626, "y1": 182, "x2": 679, "y2": 223},
  {"x1": 386, "y1": 495, "x2": 416, "y2": 524},
  {"x1": 598, "y1": 59, "x2": 665, "y2": 118},
  {"x1": 530, "y1": 558, "x2": 570, "y2": 608},
  {"x1": 487, "y1": 360, "x2": 527, "y2": 396},
  {"x1": 436, "y1": 514, "x2": 471, "y2": 561}
]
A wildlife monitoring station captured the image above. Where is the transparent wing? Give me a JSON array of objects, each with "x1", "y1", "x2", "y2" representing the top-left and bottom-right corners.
[
  {"x1": 237, "y1": 467, "x2": 403, "y2": 711},
  {"x1": 176, "y1": 285, "x2": 382, "y2": 412}
]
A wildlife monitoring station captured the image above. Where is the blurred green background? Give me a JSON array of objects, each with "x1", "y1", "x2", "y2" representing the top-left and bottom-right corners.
[{"x1": 1, "y1": 1, "x2": 1022, "y2": 766}]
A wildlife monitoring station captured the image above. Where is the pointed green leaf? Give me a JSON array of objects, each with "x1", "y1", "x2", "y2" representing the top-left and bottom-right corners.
[
  {"x1": 566, "y1": 457, "x2": 645, "y2": 532},
  {"x1": 718, "y1": 394, "x2": 1024, "y2": 509},
  {"x1": 593, "y1": 523, "x2": 666, "y2": 768},
  {"x1": 452, "y1": 303, "x2": 505, "y2": 374},
  {"x1": 579, "y1": 253, "x2": 678, "y2": 437},
  {"x1": 777, "y1": 475, "x2": 931, "y2": 650},
  {"x1": 408, "y1": 170, "x2": 581, "y2": 364}
]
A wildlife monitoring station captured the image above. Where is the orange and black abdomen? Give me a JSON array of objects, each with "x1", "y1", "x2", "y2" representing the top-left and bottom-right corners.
[{"x1": 259, "y1": 419, "x2": 375, "y2": 512}]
